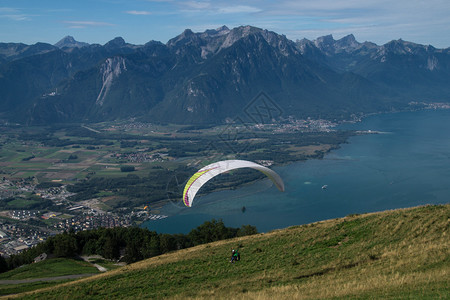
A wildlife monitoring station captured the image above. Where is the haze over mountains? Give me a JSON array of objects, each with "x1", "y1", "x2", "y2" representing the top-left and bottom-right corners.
[{"x1": 1, "y1": 25, "x2": 449, "y2": 125}]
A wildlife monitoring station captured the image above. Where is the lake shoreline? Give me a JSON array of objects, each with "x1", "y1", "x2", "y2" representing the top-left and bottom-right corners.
[{"x1": 143, "y1": 108, "x2": 450, "y2": 234}]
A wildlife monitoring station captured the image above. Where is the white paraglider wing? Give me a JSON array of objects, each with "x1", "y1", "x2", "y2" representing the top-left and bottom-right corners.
[{"x1": 182, "y1": 160, "x2": 284, "y2": 207}]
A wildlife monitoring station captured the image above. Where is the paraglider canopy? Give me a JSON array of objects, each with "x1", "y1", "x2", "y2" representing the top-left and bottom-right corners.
[{"x1": 182, "y1": 159, "x2": 284, "y2": 207}]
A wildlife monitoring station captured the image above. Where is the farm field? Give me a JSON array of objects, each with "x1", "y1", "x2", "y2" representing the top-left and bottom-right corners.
[{"x1": 0, "y1": 121, "x2": 352, "y2": 211}]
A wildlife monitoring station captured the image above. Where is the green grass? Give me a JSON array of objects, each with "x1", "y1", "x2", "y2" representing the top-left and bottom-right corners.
[
  {"x1": 93, "y1": 201, "x2": 113, "y2": 211},
  {"x1": 40, "y1": 218, "x2": 60, "y2": 226},
  {"x1": 6, "y1": 199, "x2": 39, "y2": 209},
  {"x1": 6, "y1": 204, "x2": 449, "y2": 299},
  {"x1": 95, "y1": 191, "x2": 115, "y2": 197},
  {"x1": 0, "y1": 280, "x2": 73, "y2": 297},
  {"x1": 0, "y1": 258, "x2": 99, "y2": 280}
]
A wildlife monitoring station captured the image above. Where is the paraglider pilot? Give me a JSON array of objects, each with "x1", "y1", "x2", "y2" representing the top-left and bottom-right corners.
[{"x1": 230, "y1": 249, "x2": 240, "y2": 263}]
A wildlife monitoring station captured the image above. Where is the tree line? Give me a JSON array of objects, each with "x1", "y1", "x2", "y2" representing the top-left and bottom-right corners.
[{"x1": 0, "y1": 219, "x2": 257, "y2": 273}]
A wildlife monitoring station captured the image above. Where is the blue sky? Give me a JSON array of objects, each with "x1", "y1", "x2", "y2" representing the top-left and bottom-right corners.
[{"x1": 1, "y1": 0, "x2": 449, "y2": 48}]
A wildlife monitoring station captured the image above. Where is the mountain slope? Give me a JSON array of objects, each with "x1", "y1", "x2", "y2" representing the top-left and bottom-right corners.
[
  {"x1": 24, "y1": 26, "x2": 393, "y2": 124},
  {"x1": 162, "y1": 31, "x2": 391, "y2": 122},
  {"x1": 11, "y1": 204, "x2": 449, "y2": 299},
  {"x1": 0, "y1": 42, "x2": 57, "y2": 63},
  {"x1": 298, "y1": 35, "x2": 450, "y2": 101}
]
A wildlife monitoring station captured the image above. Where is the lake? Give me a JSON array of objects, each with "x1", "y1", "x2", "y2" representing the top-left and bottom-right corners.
[{"x1": 143, "y1": 109, "x2": 450, "y2": 234}]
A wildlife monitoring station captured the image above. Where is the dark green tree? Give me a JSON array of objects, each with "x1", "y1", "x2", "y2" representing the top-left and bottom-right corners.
[
  {"x1": 159, "y1": 234, "x2": 176, "y2": 253},
  {"x1": 53, "y1": 234, "x2": 78, "y2": 257},
  {"x1": 104, "y1": 238, "x2": 120, "y2": 260},
  {"x1": 237, "y1": 225, "x2": 258, "y2": 237},
  {"x1": 188, "y1": 219, "x2": 237, "y2": 246},
  {"x1": 0, "y1": 256, "x2": 8, "y2": 273},
  {"x1": 120, "y1": 166, "x2": 135, "y2": 172}
]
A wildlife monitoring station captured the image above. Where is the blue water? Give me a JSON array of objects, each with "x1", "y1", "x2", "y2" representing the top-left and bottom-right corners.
[{"x1": 144, "y1": 109, "x2": 450, "y2": 234}]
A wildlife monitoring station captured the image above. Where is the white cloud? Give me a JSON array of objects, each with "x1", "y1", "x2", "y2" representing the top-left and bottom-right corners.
[
  {"x1": 182, "y1": 1, "x2": 210, "y2": 10},
  {"x1": 63, "y1": 21, "x2": 115, "y2": 28},
  {"x1": 125, "y1": 10, "x2": 152, "y2": 15},
  {"x1": 0, "y1": 14, "x2": 28, "y2": 21},
  {"x1": 217, "y1": 5, "x2": 262, "y2": 14},
  {"x1": 0, "y1": 7, "x2": 18, "y2": 13},
  {"x1": 0, "y1": 7, "x2": 30, "y2": 21},
  {"x1": 178, "y1": 1, "x2": 261, "y2": 14}
]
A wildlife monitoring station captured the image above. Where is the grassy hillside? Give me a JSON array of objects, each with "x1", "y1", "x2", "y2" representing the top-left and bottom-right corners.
[
  {"x1": 0, "y1": 258, "x2": 100, "y2": 297},
  {"x1": 0, "y1": 258, "x2": 99, "y2": 280},
  {"x1": 5, "y1": 204, "x2": 449, "y2": 299}
]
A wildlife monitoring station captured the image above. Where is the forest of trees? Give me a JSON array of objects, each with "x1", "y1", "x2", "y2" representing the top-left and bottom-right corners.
[{"x1": 0, "y1": 219, "x2": 257, "y2": 273}]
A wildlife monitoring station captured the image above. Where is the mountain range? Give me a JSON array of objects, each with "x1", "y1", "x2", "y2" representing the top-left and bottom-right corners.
[{"x1": 1, "y1": 25, "x2": 449, "y2": 125}]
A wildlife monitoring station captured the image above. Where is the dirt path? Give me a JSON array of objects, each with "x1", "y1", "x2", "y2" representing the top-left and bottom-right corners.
[
  {"x1": 80, "y1": 255, "x2": 108, "y2": 272},
  {"x1": 92, "y1": 263, "x2": 107, "y2": 272}
]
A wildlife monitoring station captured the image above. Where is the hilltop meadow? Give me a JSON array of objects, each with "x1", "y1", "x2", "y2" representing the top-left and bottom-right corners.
[{"x1": 2, "y1": 204, "x2": 448, "y2": 299}]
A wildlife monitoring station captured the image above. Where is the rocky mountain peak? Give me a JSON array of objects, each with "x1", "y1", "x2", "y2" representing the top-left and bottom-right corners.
[
  {"x1": 216, "y1": 25, "x2": 230, "y2": 33},
  {"x1": 202, "y1": 26, "x2": 230, "y2": 37},
  {"x1": 314, "y1": 35, "x2": 334, "y2": 48},
  {"x1": 55, "y1": 36, "x2": 89, "y2": 49},
  {"x1": 181, "y1": 29, "x2": 195, "y2": 37},
  {"x1": 168, "y1": 25, "x2": 298, "y2": 60},
  {"x1": 337, "y1": 34, "x2": 357, "y2": 46},
  {"x1": 219, "y1": 26, "x2": 255, "y2": 48},
  {"x1": 334, "y1": 34, "x2": 361, "y2": 52},
  {"x1": 311, "y1": 34, "x2": 371, "y2": 55},
  {"x1": 220, "y1": 26, "x2": 291, "y2": 50},
  {"x1": 104, "y1": 37, "x2": 127, "y2": 48},
  {"x1": 166, "y1": 29, "x2": 202, "y2": 48}
]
